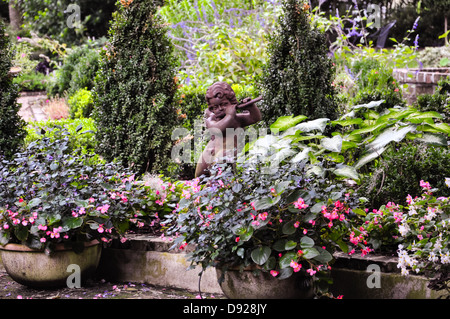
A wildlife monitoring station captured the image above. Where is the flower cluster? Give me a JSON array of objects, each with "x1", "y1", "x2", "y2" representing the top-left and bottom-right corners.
[
  {"x1": 353, "y1": 179, "x2": 449, "y2": 294},
  {"x1": 166, "y1": 160, "x2": 363, "y2": 288}
]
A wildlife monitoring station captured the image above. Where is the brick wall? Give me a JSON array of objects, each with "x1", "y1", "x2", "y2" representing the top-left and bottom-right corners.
[{"x1": 393, "y1": 68, "x2": 450, "y2": 105}]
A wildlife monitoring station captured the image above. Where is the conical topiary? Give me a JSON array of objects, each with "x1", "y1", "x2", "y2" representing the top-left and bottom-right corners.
[
  {"x1": 258, "y1": 0, "x2": 338, "y2": 126},
  {"x1": 0, "y1": 20, "x2": 26, "y2": 159},
  {"x1": 93, "y1": 0, "x2": 179, "y2": 174}
]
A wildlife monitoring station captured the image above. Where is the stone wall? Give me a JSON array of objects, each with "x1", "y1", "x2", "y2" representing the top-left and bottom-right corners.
[{"x1": 393, "y1": 68, "x2": 450, "y2": 105}]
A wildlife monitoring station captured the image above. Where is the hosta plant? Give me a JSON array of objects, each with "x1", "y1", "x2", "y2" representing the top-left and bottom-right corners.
[{"x1": 0, "y1": 127, "x2": 176, "y2": 253}]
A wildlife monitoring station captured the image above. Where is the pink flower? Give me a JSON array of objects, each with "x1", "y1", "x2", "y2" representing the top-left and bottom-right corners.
[
  {"x1": 98, "y1": 224, "x2": 105, "y2": 233},
  {"x1": 294, "y1": 221, "x2": 300, "y2": 228},
  {"x1": 89, "y1": 197, "x2": 95, "y2": 203},
  {"x1": 235, "y1": 237, "x2": 240, "y2": 243},
  {"x1": 270, "y1": 270, "x2": 279, "y2": 277},
  {"x1": 40, "y1": 237, "x2": 46, "y2": 243},
  {"x1": 258, "y1": 212, "x2": 268, "y2": 221},
  {"x1": 3, "y1": 223, "x2": 9, "y2": 230},
  {"x1": 96, "y1": 204, "x2": 110, "y2": 214},
  {"x1": 420, "y1": 180, "x2": 431, "y2": 190},
  {"x1": 290, "y1": 260, "x2": 302, "y2": 272},
  {"x1": 293, "y1": 197, "x2": 308, "y2": 209},
  {"x1": 306, "y1": 268, "x2": 316, "y2": 276},
  {"x1": 38, "y1": 224, "x2": 47, "y2": 231}
]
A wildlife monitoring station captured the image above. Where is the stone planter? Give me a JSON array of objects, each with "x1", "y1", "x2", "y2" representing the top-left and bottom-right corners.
[
  {"x1": 329, "y1": 252, "x2": 446, "y2": 299},
  {"x1": 216, "y1": 267, "x2": 314, "y2": 299},
  {"x1": 97, "y1": 235, "x2": 222, "y2": 294},
  {"x1": 0, "y1": 241, "x2": 101, "y2": 288},
  {"x1": 393, "y1": 67, "x2": 450, "y2": 105}
]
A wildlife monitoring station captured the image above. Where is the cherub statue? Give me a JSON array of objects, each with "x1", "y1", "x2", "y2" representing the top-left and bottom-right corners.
[{"x1": 195, "y1": 81, "x2": 262, "y2": 177}]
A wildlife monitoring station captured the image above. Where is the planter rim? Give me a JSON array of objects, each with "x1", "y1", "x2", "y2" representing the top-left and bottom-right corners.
[{"x1": 0, "y1": 240, "x2": 100, "y2": 252}]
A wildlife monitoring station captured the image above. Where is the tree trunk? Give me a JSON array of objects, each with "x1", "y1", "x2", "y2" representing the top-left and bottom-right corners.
[
  {"x1": 8, "y1": 0, "x2": 22, "y2": 32},
  {"x1": 445, "y1": 15, "x2": 448, "y2": 46}
]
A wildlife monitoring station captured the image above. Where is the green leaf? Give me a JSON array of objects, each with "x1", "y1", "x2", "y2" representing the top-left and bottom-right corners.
[
  {"x1": 418, "y1": 123, "x2": 450, "y2": 135},
  {"x1": 270, "y1": 115, "x2": 308, "y2": 132},
  {"x1": 331, "y1": 118, "x2": 363, "y2": 127},
  {"x1": 263, "y1": 256, "x2": 276, "y2": 270},
  {"x1": 406, "y1": 111, "x2": 443, "y2": 123},
  {"x1": 333, "y1": 165, "x2": 360, "y2": 181},
  {"x1": 415, "y1": 133, "x2": 448, "y2": 146},
  {"x1": 354, "y1": 147, "x2": 386, "y2": 169},
  {"x1": 282, "y1": 221, "x2": 297, "y2": 235},
  {"x1": 285, "y1": 240, "x2": 297, "y2": 250},
  {"x1": 302, "y1": 247, "x2": 320, "y2": 259},
  {"x1": 278, "y1": 267, "x2": 293, "y2": 279},
  {"x1": 439, "y1": 30, "x2": 450, "y2": 39},
  {"x1": 352, "y1": 100, "x2": 385, "y2": 110},
  {"x1": 314, "y1": 248, "x2": 333, "y2": 263},
  {"x1": 27, "y1": 198, "x2": 42, "y2": 209},
  {"x1": 440, "y1": 57, "x2": 450, "y2": 67},
  {"x1": 295, "y1": 118, "x2": 329, "y2": 133},
  {"x1": 273, "y1": 239, "x2": 287, "y2": 252},
  {"x1": 251, "y1": 246, "x2": 271, "y2": 265},
  {"x1": 300, "y1": 236, "x2": 314, "y2": 248},
  {"x1": 365, "y1": 124, "x2": 416, "y2": 152},
  {"x1": 65, "y1": 217, "x2": 83, "y2": 229},
  {"x1": 320, "y1": 135, "x2": 343, "y2": 152},
  {"x1": 254, "y1": 196, "x2": 279, "y2": 210},
  {"x1": 279, "y1": 251, "x2": 297, "y2": 269},
  {"x1": 290, "y1": 147, "x2": 311, "y2": 163},
  {"x1": 14, "y1": 226, "x2": 28, "y2": 241}
]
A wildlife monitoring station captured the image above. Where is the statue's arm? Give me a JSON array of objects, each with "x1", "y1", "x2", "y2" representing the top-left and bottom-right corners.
[
  {"x1": 236, "y1": 98, "x2": 262, "y2": 127},
  {"x1": 206, "y1": 104, "x2": 240, "y2": 132}
]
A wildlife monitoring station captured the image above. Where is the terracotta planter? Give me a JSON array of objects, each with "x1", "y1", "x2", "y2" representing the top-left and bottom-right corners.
[
  {"x1": 216, "y1": 267, "x2": 314, "y2": 299},
  {"x1": 0, "y1": 241, "x2": 102, "y2": 288}
]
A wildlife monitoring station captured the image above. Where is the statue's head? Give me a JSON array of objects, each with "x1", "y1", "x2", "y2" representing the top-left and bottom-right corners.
[{"x1": 205, "y1": 82, "x2": 238, "y2": 119}]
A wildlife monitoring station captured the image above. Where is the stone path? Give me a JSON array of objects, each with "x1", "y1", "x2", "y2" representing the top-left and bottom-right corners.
[
  {"x1": 0, "y1": 265, "x2": 222, "y2": 300},
  {"x1": 17, "y1": 92, "x2": 49, "y2": 122}
]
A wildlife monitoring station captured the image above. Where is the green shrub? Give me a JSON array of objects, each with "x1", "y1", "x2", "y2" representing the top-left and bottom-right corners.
[
  {"x1": 358, "y1": 142, "x2": 450, "y2": 209},
  {"x1": 12, "y1": 71, "x2": 48, "y2": 92},
  {"x1": 93, "y1": 0, "x2": 179, "y2": 175},
  {"x1": 0, "y1": 21, "x2": 27, "y2": 159},
  {"x1": 68, "y1": 88, "x2": 94, "y2": 119},
  {"x1": 415, "y1": 79, "x2": 450, "y2": 120},
  {"x1": 25, "y1": 118, "x2": 97, "y2": 156},
  {"x1": 47, "y1": 43, "x2": 100, "y2": 97},
  {"x1": 350, "y1": 58, "x2": 405, "y2": 110},
  {"x1": 258, "y1": 0, "x2": 338, "y2": 125}
]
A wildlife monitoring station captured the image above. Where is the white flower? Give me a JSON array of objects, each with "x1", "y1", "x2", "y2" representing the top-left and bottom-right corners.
[
  {"x1": 398, "y1": 223, "x2": 410, "y2": 236},
  {"x1": 445, "y1": 177, "x2": 450, "y2": 188},
  {"x1": 440, "y1": 251, "x2": 450, "y2": 264},
  {"x1": 428, "y1": 252, "x2": 439, "y2": 263}
]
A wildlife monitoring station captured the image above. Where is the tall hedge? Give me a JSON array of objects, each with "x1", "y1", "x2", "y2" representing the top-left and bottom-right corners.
[
  {"x1": 0, "y1": 21, "x2": 26, "y2": 159},
  {"x1": 258, "y1": 0, "x2": 338, "y2": 125},
  {"x1": 93, "y1": 0, "x2": 179, "y2": 174}
]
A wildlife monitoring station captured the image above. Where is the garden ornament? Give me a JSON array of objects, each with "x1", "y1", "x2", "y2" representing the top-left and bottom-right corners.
[{"x1": 195, "y1": 81, "x2": 262, "y2": 177}]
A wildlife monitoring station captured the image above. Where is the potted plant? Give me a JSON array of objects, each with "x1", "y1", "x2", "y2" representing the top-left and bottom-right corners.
[
  {"x1": 165, "y1": 156, "x2": 366, "y2": 299},
  {"x1": 0, "y1": 126, "x2": 156, "y2": 288}
]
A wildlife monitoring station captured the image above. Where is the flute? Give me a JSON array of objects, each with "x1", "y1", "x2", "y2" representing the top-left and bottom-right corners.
[{"x1": 236, "y1": 96, "x2": 263, "y2": 108}]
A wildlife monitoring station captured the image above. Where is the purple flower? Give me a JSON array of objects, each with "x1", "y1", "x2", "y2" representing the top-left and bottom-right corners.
[
  {"x1": 414, "y1": 34, "x2": 419, "y2": 50},
  {"x1": 412, "y1": 17, "x2": 420, "y2": 30}
]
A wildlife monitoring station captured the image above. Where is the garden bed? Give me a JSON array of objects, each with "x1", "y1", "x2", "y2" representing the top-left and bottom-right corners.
[{"x1": 96, "y1": 235, "x2": 444, "y2": 299}]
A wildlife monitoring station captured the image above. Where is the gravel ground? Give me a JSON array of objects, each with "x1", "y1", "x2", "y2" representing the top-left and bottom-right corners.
[{"x1": 0, "y1": 265, "x2": 223, "y2": 300}]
